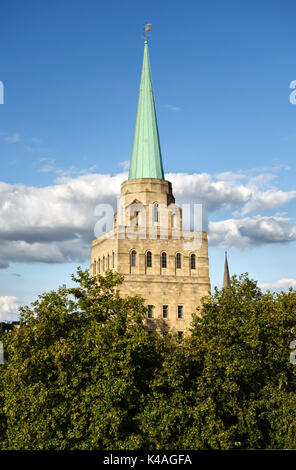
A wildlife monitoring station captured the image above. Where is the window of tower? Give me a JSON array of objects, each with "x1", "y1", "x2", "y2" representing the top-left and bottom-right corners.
[
  {"x1": 146, "y1": 251, "x2": 152, "y2": 267},
  {"x1": 147, "y1": 305, "x2": 154, "y2": 318},
  {"x1": 98, "y1": 257, "x2": 101, "y2": 273},
  {"x1": 153, "y1": 203, "x2": 158, "y2": 223},
  {"x1": 190, "y1": 254, "x2": 196, "y2": 270},
  {"x1": 112, "y1": 251, "x2": 115, "y2": 268},
  {"x1": 177, "y1": 305, "x2": 183, "y2": 318},
  {"x1": 162, "y1": 305, "x2": 168, "y2": 318},
  {"x1": 161, "y1": 252, "x2": 167, "y2": 268},
  {"x1": 131, "y1": 250, "x2": 137, "y2": 267},
  {"x1": 172, "y1": 213, "x2": 177, "y2": 228},
  {"x1": 176, "y1": 253, "x2": 181, "y2": 269},
  {"x1": 103, "y1": 256, "x2": 105, "y2": 271}
]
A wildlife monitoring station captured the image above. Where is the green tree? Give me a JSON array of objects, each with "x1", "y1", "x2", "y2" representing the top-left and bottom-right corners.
[
  {"x1": 1, "y1": 268, "x2": 172, "y2": 450},
  {"x1": 0, "y1": 333, "x2": 7, "y2": 449},
  {"x1": 136, "y1": 275, "x2": 296, "y2": 449},
  {"x1": 140, "y1": 274, "x2": 296, "y2": 449},
  {"x1": 1, "y1": 271, "x2": 296, "y2": 450}
]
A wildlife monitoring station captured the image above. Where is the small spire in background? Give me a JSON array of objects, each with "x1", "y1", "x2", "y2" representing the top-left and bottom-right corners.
[{"x1": 223, "y1": 249, "x2": 230, "y2": 288}]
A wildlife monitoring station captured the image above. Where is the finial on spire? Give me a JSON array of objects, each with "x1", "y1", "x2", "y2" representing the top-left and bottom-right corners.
[{"x1": 143, "y1": 23, "x2": 152, "y2": 42}]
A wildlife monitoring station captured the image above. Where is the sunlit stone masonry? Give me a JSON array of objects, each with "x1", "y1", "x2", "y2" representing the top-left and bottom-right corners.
[{"x1": 91, "y1": 36, "x2": 211, "y2": 335}]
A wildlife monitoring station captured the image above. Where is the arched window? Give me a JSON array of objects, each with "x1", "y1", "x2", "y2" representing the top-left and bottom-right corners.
[
  {"x1": 190, "y1": 254, "x2": 196, "y2": 269},
  {"x1": 131, "y1": 250, "x2": 137, "y2": 267},
  {"x1": 112, "y1": 251, "x2": 115, "y2": 268},
  {"x1": 176, "y1": 253, "x2": 181, "y2": 269},
  {"x1": 107, "y1": 254, "x2": 110, "y2": 269},
  {"x1": 161, "y1": 252, "x2": 167, "y2": 268},
  {"x1": 98, "y1": 257, "x2": 101, "y2": 273},
  {"x1": 103, "y1": 256, "x2": 105, "y2": 272},
  {"x1": 146, "y1": 251, "x2": 152, "y2": 268},
  {"x1": 172, "y1": 213, "x2": 177, "y2": 228},
  {"x1": 153, "y1": 203, "x2": 158, "y2": 223}
]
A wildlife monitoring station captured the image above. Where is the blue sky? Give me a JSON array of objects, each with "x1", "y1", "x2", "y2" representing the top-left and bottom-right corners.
[{"x1": 0, "y1": 0, "x2": 296, "y2": 320}]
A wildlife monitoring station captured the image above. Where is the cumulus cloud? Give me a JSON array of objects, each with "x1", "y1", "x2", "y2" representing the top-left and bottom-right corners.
[
  {"x1": 167, "y1": 172, "x2": 251, "y2": 212},
  {"x1": 259, "y1": 278, "x2": 296, "y2": 292},
  {"x1": 209, "y1": 214, "x2": 296, "y2": 249},
  {"x1": 215, "y1": 171, "x2": 247, "y2": 183},
  {"x1": 0, "y1": 173, "x2": 125, "y2": 268},
  {"x1": 0, "y1": 296, "x2": 20, "y2": 322},
  {"x1": 0, "y1": 167, "x2": 295, "y2": 267},
  {"x1": 168, "y1": 169, "x2": 296, "y2": 217},
  {"x1": 240, "y1": 189, "x2": 296, "y2": 215}
]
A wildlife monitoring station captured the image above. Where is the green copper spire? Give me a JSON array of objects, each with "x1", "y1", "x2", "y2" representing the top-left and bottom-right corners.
[{"x1": 128, "y1": 38, "x2": 164, "y2": 180}]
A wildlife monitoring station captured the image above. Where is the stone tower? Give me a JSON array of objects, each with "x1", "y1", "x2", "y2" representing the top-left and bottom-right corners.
[{"x1": 91, "y1": 37, "x2": 211, "y2": 334}]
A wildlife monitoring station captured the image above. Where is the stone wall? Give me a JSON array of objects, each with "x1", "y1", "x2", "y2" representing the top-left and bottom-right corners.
[{"x1": 91, "y1": 178, "x2": 211, "y2": 334}]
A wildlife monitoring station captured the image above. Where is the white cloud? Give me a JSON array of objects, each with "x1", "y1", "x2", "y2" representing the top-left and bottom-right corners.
[
  {"x1": 119, "y1": 160, "x2": 130, "y2": 170},
  {"x1": 259, "y1": 278, "x2": 296, "y2": 292},
  {"x1": 0, "y1": 167, "x2": 295, "y2": 267},
  {"x1": 164, "y1": 104, "x2": 181, "y2": 112},
  {"x1": 215, "y1": 171, "x2": 247, "y2": 183},
  {"x1": 0, "y1": 173, "x2": 125, "y2": 268},
  {"x1": 209, "y1": 214, "x2": 296, "y2": 249},
  {"x1": 167, "y1": 172, "x2": 251, "y2": 212},
  {"x1": 4, "y1": 133, "x2": 20, "y2": 144},
  {"x1": 168, "y1": 170, "x2": 296, "y2": 216},
  {"x1": 240, "y1": 189, "x2": 296, "y2": 215},
  {"x1": 0, "y1": 296, "x2": 20, "y2": 322},
  {"x1": 36, "y1": 158, "x2": 97, "y2": 177}
]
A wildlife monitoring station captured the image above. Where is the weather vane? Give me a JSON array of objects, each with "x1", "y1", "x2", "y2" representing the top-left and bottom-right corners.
[{"x1": 143, "y1": 23, "x2": 152, "y2": 41}]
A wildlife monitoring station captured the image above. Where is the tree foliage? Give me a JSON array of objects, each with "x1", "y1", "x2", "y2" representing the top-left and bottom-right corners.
[{"x1": 0, "y1": 270, "x2": 296, "y2": 449}]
